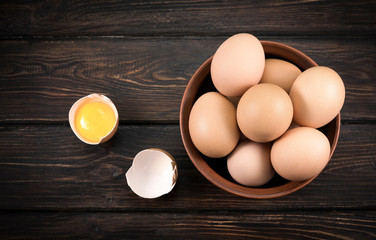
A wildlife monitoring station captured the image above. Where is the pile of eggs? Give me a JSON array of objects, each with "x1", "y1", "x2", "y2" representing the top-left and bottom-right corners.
[{"x1": 189, "y1": 33, "x2": 345, "y2": 186}]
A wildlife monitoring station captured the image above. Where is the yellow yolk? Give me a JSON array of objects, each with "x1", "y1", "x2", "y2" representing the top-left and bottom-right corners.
[{"x1": 74, "y1": 101, "x2": 116, "y2": 143}]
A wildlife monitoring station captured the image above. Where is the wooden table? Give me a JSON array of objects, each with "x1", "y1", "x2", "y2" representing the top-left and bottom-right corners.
[{"x1": 0, "y1": 1, "x2": 375, "y2": 239}]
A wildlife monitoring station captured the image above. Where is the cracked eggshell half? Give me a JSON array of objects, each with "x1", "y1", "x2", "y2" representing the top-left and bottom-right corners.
[
  {"x1": 69, "y1": 93, "x2": 119, "y2": 145},
  {"x1": 126, "y1": 149, "x2": 178, "y2": 199}
]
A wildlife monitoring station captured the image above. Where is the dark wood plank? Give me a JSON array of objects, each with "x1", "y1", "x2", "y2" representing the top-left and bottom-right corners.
[
  {"x1": 0, "y1": 124, "x2": 374, "y2": 211},
  {"x1": 1, "y1": 210, "x2": 375, "y2": 239},
  {"x1": 0, "y1": 0, "x2": 375, "y2": 37},
  {"x1": 0, "y1": 37, "x2": 375, "y2": 122}
]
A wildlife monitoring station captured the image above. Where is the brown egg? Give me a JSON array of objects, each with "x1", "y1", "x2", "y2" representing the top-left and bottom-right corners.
[
  {"x1": 211, "y1": 33, "x2": 265, "y2": 97},
  {"x1": 237, "y1": 83, "x2": 293, "y2": 142},
  {"x1": 189, "y1": 92, "x2": 240, "y2": 158},
  {"x1": 290, "y1": 66, "x2": 345, "y2": 128},
  {"x1": 271, "y1": 127, "x2": 331, "y2": 181},
  {"x1": 260, "y1": 58, "x2": 302, "y2": 93},
  {"x1": 227, "y1": 140, "x2": 274, "y2": 187}
]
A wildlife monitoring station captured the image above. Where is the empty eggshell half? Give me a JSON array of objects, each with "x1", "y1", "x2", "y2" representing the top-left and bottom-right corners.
[
  {"x1": 126, "y1": 149, "x2": 178, "y2": 199},
  {"x1": 69, "y1": 93, "x2": 119, "y2": 145}
]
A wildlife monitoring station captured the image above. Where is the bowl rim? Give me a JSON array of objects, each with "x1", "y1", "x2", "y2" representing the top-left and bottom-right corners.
[{"x1": 179, "y1": 40, "x2": 341, "y2": 199}]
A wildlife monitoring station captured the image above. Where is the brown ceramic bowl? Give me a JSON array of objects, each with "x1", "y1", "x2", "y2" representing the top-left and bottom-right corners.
[{"x1": 180, "y1": 41, "x2": 341, "y2": 199}]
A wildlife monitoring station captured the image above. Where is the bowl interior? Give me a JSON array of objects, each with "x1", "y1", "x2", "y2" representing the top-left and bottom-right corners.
[{"x1": 180, "y1": 41, "x2": 341, "y2": 199}]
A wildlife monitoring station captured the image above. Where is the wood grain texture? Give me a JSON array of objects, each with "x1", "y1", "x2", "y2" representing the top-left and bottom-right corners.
[
  {"x1": 0, "y1": 0, "x2": 375, "y2": 37},
  {"x1": 0, "y1": 124, "x2": 374, "y2": 211},
  {"x1": 0, "y1": 37, "x2": 375, "y2": 122},
  {"x1": 0, "y1": 1, "x2": 374, "y2": 239},
  {"x1": 1, "y1": 211, "x2": 375, "y2": 239}
]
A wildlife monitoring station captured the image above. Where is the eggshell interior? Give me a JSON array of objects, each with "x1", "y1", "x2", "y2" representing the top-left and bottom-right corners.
[{"x1": 126, "y1": 148, "x2": 178, "y2": 199}]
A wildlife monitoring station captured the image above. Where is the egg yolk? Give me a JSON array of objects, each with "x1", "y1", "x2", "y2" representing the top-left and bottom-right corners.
[{"x1": 75, "y1": 101, "x2": 116, "y2": 143}]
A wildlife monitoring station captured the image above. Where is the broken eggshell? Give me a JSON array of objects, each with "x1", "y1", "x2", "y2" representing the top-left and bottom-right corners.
[
  {"x1": 69, "y1": 93, "x2": 119, "y2": 145},
  {"x1": 126, "y1": 148, "x2": 178, "y2": 199}
]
